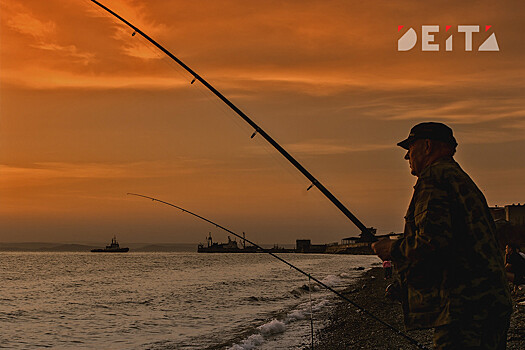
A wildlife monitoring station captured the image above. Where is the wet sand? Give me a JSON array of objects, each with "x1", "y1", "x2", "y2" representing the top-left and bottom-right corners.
[{"x1": 314, "y1": 267, "x2": 525, "y2": 349}]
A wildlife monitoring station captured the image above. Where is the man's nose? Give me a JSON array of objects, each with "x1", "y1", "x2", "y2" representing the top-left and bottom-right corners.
[{"x1": 404, "y1": 151, "x2": 410, "y2": 160}]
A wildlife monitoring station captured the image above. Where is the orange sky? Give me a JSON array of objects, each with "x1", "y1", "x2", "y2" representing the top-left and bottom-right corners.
[{"x1": 1, "y1": 0, "x2": 524, "y2": 244}]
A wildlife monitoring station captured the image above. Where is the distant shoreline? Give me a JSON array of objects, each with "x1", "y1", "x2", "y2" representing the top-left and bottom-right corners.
[
  {"x1": 0, "y1": 242, "x2": 297, "y2": 252},
  {"x1": 0, "y1": 242, "x2": 198, "y2": 252}
]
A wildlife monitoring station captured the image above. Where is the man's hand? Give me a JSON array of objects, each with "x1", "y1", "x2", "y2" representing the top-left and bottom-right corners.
[{"x1": 372, "y1": 238, "x2": 393, "y2": 261}]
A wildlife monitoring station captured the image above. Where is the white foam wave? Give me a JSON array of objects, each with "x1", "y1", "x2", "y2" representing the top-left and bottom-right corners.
[
  {"x1": 229, "y1": 334, "x2": 264, "y2": 350},
  {"x1": 258, "y1": 319, "x2": 286, "y2": 335},
  {"x1": 230, "y1": 295, "x2": 334, "y2": 349},
  {"x1": 285, "y1": 297, "x2": 330, "y2": 323},
  {"x1": 286, "y1": 310, "x2": 306, "y2": 321},
  {"x1": 320, "y1": 274, "x2": 343, "y2": 287},
  {"x1": 230, "y1": 271, "x2": 358, "y2": 349},
  {"x1": 311, "y1": 299, "x2": 329, "y2": 312},
  {"x1": 290, "y1": 271, "x2": 358, "y2": 297},
  {"x1": 228, "y1": 320, "x2": 286, "y2": 350}
]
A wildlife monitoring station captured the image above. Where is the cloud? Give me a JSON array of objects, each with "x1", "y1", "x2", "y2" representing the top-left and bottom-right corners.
[
  {"x1": 32, "y1": 43, "x2": 95, "y2": 66},
  {"x1": 85, "y1": 0, "x2": 168, "y2": 60},
  {"x1": 248, "y1": 139, "x2": 391, "y2": 156},
  {"x1": 0, "y1": 67, "x2": 189, "y2": 89},
  {"x1": 459, "y1": 122, "x2": 525, "y2": 145},
  {"x1": 120, "y1": 41, "x2": 164, "y2": 60},
  {"x1": 6, "y1": 8, "x2": 55, "y2": 38},
  {"x1": 286, "y1": 141, "x2": 391, "y2": 155},
  {"x1": 389, "y1": 99, "x2": 525, "y2": 124},
  {"x1": 0, "y1": 160, "x2": 214, "y2": 184},
  {"x1": 1, "y1": 1, "x2": 95, "y2": 65}
]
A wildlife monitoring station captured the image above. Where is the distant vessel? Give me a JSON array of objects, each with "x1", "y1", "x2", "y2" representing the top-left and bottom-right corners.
[
  {"x1": 91, "y1": 236, "x2": 129, "y2": 253},
  {"x1": 197, "y1": 233, "x2": 295, "y2": 253},
  {"x1": 198, "y1": 233, "x2": 260, "y2": 253}
]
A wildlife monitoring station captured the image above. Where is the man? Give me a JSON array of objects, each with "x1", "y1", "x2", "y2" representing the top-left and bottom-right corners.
[
  {"x1": 505, "y1": 243, "x2": 525, "y2": 291},
  {"x1": 372, "y1": 122, "x2": 512, "y2": 349}
]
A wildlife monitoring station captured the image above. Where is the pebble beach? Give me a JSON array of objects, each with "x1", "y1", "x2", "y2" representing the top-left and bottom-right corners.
[{"x1": 314, "y1": 267, "x2": 525, "y2": 349}]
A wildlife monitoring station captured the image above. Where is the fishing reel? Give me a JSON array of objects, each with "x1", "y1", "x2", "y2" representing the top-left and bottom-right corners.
[{"x1": 385, "y1": 280, "x2": 403, "y2": 302}]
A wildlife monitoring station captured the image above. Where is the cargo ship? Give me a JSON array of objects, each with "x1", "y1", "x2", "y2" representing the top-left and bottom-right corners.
[
  {"x1": 91, "y1": 236, "x2": 129, "y2": 253},
  {"x1": 197, "y1": 233, "x2": 295, "y2": 253},
  {"x1": 198, "y1": 233, "x2": 260, "y2": 253}
]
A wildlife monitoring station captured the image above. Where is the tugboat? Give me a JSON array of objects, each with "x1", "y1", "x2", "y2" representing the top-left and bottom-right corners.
[{"x1": 91, "y1": 236, "x2": 129, "y2": 253}]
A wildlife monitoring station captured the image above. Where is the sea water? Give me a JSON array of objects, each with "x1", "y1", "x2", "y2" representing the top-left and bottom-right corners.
[{"x1": 0, "y1": 251, "x2": 380, "y2": 349}]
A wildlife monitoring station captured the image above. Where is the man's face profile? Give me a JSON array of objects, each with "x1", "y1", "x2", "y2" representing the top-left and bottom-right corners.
[{"x1": 404, "y1": 139, "x2": 428, "y2": 177}]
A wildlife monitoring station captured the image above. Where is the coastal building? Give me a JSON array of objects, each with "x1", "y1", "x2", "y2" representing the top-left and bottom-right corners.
[
  {"x1": 295, "y1": 239, "x2": 327, "y2": 253},
  {"x1": 490, "y1": 205, "x2": 506, "y2": 223},
  {"x1": 505, "y1": 204, "x2": 525, "y2": 225},
  {"x1": 489, "y1": 204, "x2": 525, "y2": 226}
]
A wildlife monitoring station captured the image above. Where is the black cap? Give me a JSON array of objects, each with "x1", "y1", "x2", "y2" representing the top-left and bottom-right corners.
[{"x1": 397, "y1": 122, "x2": 457, "y2": 150}]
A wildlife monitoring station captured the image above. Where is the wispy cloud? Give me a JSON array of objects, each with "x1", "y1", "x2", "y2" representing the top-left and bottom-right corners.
[
  {"x1": 84, "y1": 0, "x2": 167, "y2": 60},
  {"x1": 0, "y1": 160, "x2": 215, "y2": 184},
  {"x1": 1, "y1": 1, "x2": 95, "y2": 65},
  {"x1": 286, "y1": 141, "x2": 391, "y2": 155},
  {"x1": 459, "y1": 120, "x2": 525, "y2": 145},
  {"x1": 247, "y1": 139, "x2": 391, "y2": 156},
  {"x1": 32, "y1": 43, "x2": 95, "y2": 65},
  {"x1": 6, "y1": 7, "x2": 55, "y2": 38},
  {"x1": 0, "y1": 67, "x2": 188, "y2": 89},
  {"x1": 389, "y1": 99, "x2": 525, "y2": 124},
  {"x1": 121, "y1": 42, "x2": 164, "y2": 60}
]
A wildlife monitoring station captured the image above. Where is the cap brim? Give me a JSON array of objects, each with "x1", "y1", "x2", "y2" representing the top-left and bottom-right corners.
[
  {"x1": 397, "y1": 136, "x2": 457, "y2": 150},
  {"x1": 397, "y1": 137, "x2": 414, "y2": 150}
]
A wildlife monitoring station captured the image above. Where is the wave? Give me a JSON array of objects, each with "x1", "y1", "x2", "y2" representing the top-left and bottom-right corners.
[
  {"x1": 228, "y1": 295, "x2": 334, "y2": 350},
  {"x1": 227, "y1": 270, "x2": 368, "y2": 349}
]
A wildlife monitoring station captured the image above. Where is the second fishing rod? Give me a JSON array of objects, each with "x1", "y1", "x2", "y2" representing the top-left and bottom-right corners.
[{"x1": 128, "y1": 193, "x2": 429, "y2": 350}]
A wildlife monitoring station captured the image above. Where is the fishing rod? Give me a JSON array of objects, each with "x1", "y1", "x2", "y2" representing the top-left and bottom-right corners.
[
  {"x1": 90, "y1": 0, "x2": 376, "y2": 242},
  {"x1": 127, "y1": 193, "x2": 429, "y2": 350}
]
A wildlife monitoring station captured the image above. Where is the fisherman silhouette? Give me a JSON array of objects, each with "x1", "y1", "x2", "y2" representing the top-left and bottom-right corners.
[{"x1": 372, "y1": 122, "x2": 512, "y2": 349}]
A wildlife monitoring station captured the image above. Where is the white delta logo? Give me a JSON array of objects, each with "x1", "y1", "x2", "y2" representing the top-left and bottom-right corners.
[{"x1": 398, "y1": 25, "x2": 499, "y2": 51}]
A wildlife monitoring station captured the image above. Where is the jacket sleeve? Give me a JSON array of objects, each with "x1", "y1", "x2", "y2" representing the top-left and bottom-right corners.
[{"x1": 390, "y1": 176, "x2": 455, "y2": 273}]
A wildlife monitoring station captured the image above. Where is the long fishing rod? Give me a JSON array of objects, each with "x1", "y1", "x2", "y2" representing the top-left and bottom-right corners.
[
  {"x1": 90, "y1": 0, "x2": 375, "y2": 241},
  {"x1": 127, "y1": 193, "x2": 429, "y2": 350}
]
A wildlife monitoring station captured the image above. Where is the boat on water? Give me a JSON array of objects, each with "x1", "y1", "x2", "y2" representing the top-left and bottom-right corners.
[
  {"x1": 91, "y1": 236, "x2": 129, "y2": 253},
  {"x1": 197, "y1": 233, "x2": 295, "y2": 253},
  {"x1": 198, "y1": 233, "x2": 260, "y2": 253}
]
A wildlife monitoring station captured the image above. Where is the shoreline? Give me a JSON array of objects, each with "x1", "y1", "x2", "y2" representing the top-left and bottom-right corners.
[{"x1": 314, "y1": 267, "x2": 525, "y2": 349}]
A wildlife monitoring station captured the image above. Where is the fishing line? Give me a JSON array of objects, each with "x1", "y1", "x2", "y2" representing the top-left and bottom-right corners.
[
  {"x1": 308, "y1": 275, "x2": 315, "y2": 350},
  {"x1": 127, "y1": 193, "x2": 429, "y2": 350}
]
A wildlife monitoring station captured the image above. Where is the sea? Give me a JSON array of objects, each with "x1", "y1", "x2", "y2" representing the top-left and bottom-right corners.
[{"x1": 0, "y1": 250, "x2": 380, "y2": 349}]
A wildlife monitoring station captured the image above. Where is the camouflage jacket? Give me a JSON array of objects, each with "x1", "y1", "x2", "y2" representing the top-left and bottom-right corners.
[{"x1": 390, "y1": 157, "x2": 512, "y2": 330}]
